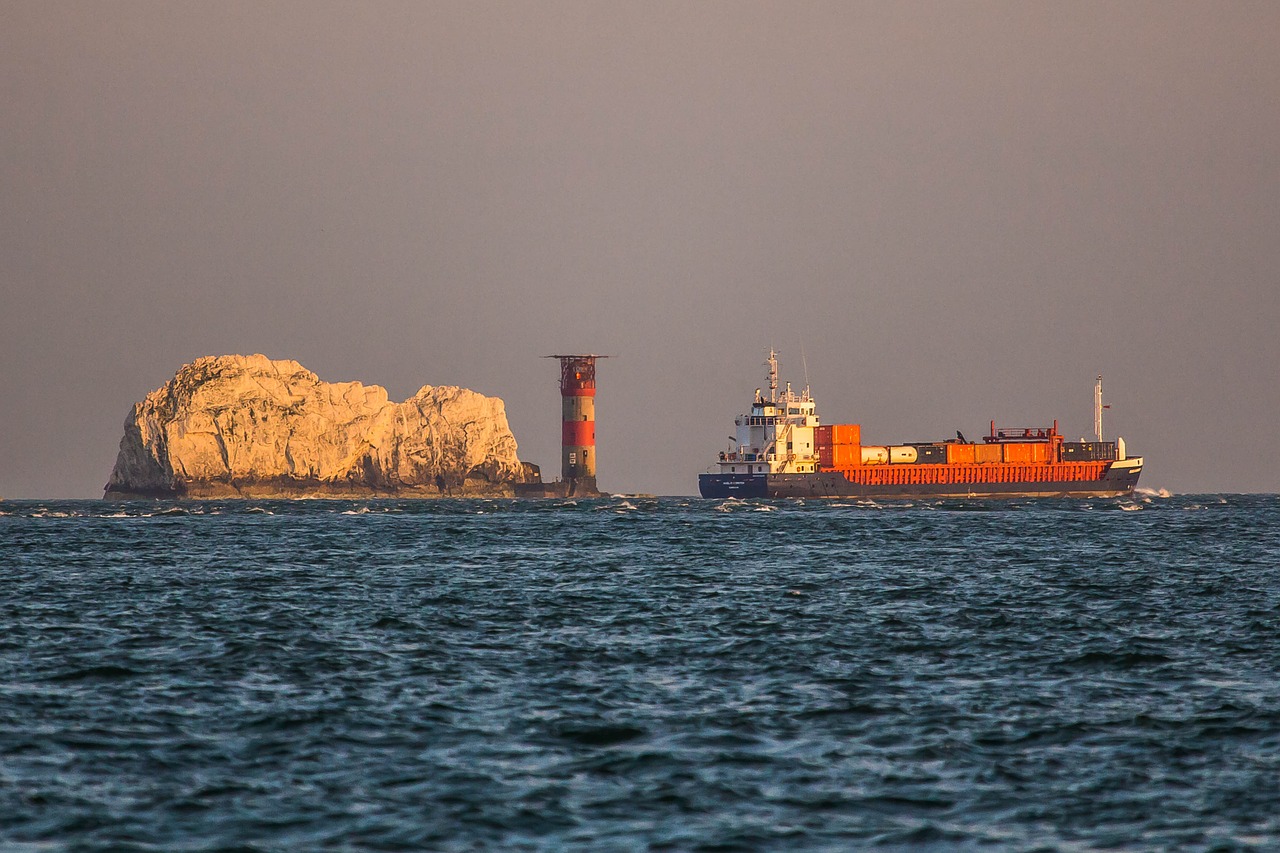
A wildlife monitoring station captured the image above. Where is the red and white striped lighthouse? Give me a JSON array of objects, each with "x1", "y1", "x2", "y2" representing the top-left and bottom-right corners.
[{"x1": 545, "y1": 354, "x2": 607, "y2": 496}]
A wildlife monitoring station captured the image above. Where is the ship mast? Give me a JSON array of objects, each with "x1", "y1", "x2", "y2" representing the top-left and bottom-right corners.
[
  {"x1": 1094, "y1": 375, "x2": 1104, "y2": 442},
  {"x1": 801, "y1": 344, "x2": 811, "y2": 401},
  {"x1": 766, "y1": 349, "x2": 779, "y2": 403}
]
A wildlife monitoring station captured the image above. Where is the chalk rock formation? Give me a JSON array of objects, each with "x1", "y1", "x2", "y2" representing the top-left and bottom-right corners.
[{"x1": 105, "y1": 355, "x2": 541, "y2": 498}]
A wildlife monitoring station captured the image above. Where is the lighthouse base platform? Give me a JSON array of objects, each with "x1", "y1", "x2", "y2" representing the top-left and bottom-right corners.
[{"x1": 515, "y1": 477, "x2": 607, "y2": 498}]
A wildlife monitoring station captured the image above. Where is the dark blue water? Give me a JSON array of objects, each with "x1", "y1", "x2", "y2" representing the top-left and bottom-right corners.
[{"x1": 2, "y1": 494, "x2": 1278, "y2": 851}]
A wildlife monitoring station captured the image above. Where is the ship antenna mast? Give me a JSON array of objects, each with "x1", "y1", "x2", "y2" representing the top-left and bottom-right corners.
[
  {"x1": 800, "y1": 343, "x2": 811, "y2": 400},
  {"x1": 1094, "y1": 375, "x2": 1104, "y2": 442},
  {"x1": 766, "y1": 348, "x2": 778, "y2": 403}
]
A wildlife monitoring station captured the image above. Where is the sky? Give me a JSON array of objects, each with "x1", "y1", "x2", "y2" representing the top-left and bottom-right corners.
[{"x1": 3, "y1": 1, "x2": 1278, "y2": 498}]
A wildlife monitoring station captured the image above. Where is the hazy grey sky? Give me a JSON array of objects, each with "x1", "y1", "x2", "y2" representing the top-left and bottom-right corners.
[{"x1": 3, "y1": 2, "x2": 1278, "y2": 497}]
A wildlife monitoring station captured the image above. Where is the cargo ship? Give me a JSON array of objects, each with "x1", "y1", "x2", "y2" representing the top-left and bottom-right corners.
[{"x1": 698, "y1": 350, "x2": 1143, "y2": 499}]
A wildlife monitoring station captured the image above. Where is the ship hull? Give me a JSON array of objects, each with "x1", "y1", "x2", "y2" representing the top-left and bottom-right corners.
[{"x1": 699, "y1": 460, "x2": 1141, "y2": 500}]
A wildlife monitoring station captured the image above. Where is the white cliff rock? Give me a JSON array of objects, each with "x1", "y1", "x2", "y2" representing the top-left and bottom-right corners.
[{"x1": 105, "y1": 355, "x2": 540, "y2": 498}]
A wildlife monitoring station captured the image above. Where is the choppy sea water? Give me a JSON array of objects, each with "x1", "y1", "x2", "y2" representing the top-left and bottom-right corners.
[{"x1": 2, "y1": 494, "x2": 1278, "y2": 852}]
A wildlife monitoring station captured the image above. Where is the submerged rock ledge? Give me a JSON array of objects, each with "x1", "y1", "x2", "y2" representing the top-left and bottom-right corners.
[{"x1": 104, "y1": 355, "x2": 540, "y2": 499}]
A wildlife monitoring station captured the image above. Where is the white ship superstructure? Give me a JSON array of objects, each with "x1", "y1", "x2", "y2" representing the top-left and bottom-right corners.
[{"x1": 715, "y1": 349, "x2": 821, "y2": 477}]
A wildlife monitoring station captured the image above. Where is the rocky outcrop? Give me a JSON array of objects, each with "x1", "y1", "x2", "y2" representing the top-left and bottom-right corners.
[{"x1": 104, "y1": 355, "x2": 541, "y2": 499}]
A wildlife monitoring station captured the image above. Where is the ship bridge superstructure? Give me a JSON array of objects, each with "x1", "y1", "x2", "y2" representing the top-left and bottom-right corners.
[{"x1": 717, "y1": 349, "x2": 820, "y2": 476}]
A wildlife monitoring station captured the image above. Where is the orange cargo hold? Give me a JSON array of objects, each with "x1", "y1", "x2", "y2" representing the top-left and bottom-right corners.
[
  {"x1": 831, "y1": 424, "x2": 861, "y2": 445},
  {"x1": 1002, "y1": 443, "x2": 1033, "y2": 463},
  {"x1": 831, "y1": 445, "x2": 862, "y2": 467},
  {"x1": 1003, "y1": 443, "x2": 1051, "y2": 463},
  {"x1": 974, "y1": 444, "x2": 1002, "y2": 463},
  {"x1": 947, "y1": 444, "x2": 976, "y2": 464}
]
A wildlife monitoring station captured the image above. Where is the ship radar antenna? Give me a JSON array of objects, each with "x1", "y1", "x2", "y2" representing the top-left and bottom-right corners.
[{"x1": 766, "y1": 348, "x2": 778, "y2": 403}]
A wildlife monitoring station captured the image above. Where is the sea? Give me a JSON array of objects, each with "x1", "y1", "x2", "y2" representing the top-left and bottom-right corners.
[{"x1": 2, "y1": 493, "x2": 1278, "y2": 852}]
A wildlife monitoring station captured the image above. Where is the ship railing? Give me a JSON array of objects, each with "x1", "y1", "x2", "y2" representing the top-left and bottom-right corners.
[
  {"x1": 985, "y1": 425, "x2": 1058, "y2": 443},
  {"x1": 717, "y1": 451, "x2": 764, "y2": 462}
]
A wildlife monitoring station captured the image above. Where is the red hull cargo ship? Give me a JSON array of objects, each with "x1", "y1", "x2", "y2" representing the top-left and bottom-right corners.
[{"x1": 698, "y1": 351, "x2": 1143, "y2": 500}]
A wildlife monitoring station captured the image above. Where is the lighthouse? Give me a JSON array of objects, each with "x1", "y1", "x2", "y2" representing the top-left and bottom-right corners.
[{"x1": 545, "y1": 354, "x2": 607, "y2": 496}]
